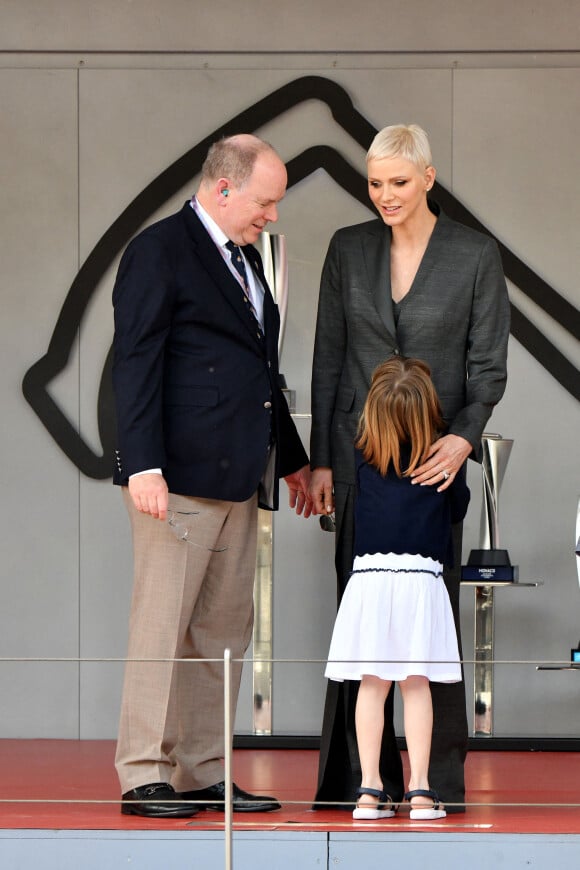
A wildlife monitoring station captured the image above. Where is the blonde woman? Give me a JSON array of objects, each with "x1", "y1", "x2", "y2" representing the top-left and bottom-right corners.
[{"x1": 311, "y1": 123, "x2": 510, "y2": 812}]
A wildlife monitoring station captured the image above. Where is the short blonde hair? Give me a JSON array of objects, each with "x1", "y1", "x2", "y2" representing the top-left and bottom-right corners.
[
  {"x1": 356, "y1": 356, "x2": 444, "y2": 477},
  {"x1": 366, "y1": 124, "x2": 433, "y2": 172}
]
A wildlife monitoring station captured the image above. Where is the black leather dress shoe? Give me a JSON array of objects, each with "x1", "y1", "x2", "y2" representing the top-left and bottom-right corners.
[
  {"x1": 121, "y1": 782, "x2": 199, "y2": 818},
  {"x1": 182, "y1": 781, "x2": 281, "y2": 813}
]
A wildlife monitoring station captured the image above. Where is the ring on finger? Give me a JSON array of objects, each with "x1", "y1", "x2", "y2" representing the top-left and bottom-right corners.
[{"x1": 442, "y1": 470, "x2": 450, "y2": 480}]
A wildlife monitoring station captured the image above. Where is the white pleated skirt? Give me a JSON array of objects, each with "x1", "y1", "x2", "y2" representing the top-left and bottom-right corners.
[{"x1": 325, "y1": 552, "x2": 462, "y2": 684}]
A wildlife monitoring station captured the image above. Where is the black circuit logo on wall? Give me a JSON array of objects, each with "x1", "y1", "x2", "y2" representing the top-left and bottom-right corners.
[{"x1": 22, "y1": 75, "x2": 580, "y2": 479}]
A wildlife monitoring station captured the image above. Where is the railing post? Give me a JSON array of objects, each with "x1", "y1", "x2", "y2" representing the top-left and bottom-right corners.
[{"x1": 224, "y1": 648, "x2": 233, "y2": 870}]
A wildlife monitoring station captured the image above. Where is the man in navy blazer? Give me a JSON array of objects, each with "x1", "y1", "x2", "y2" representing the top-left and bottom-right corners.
[{"x1": 112, "y1": 134, "x2": 310, "y2": 818}]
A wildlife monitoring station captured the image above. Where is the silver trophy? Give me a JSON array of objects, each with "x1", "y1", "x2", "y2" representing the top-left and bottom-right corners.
[
  {"x1": 256, "y1": 232, "x2": 288, "y2": 355},
  {"x1": 256, "y1": 232, "x2": 294, "y2": 412},
  {"x1": 251, "y1": 232, "x2": 291, "y2": 735},
  {"x1": 462, "y1": 433, "x2": 518, "y2": 581}
]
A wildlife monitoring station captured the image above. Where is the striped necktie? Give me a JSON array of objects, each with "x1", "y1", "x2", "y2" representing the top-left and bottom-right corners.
[{"x1": 225, "y1": 241, "x2": 261, "y2": 328}]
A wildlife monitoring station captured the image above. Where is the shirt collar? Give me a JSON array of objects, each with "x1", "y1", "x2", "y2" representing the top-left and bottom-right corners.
[{"x1": 190, "y1": 196, "x2": 230, "y2": 249}]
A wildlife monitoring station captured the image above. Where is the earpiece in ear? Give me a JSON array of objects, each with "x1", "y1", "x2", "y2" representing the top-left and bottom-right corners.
[{"x1": 222, "y1": 188, "x2": 229, "y2": 197}]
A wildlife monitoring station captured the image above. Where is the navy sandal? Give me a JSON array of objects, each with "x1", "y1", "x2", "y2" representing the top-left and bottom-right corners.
[
  {"x1": 404, "y1": 788, "x2": 446, "y2": 820},
  {"x1": 353, "y1": 787, "x2": 396, "y2": 820}
]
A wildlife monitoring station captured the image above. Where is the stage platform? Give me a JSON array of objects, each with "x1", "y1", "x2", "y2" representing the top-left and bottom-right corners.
[{"x1": 1, "y1": 740, "x2": 579, "y2": 868}]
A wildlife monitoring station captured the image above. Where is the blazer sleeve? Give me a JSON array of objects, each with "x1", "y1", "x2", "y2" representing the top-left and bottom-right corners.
[
  {"x1": 112, "y1": 233, "x2": 174, "y2": 476},
  {"x1": 448, "y1": 472, "x2": 471, "y2": 524},
  {"x1": 310, "y1": 231, "x2": 347, "y2": 469},
  {"x1": 448, "y1": 236, "x2": 510, "y2": 454},
  {"x1": 275, "y1": 388, "x2": 309, "y2": 478}
]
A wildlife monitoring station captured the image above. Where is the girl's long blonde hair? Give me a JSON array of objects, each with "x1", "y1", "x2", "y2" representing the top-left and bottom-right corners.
[{"x1": 356, "y1": 356, "x2": 445, "y2": 477}]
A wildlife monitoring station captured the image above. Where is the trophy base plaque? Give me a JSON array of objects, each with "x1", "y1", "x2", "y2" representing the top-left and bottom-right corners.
[{"x1": 461, "y1": 549, "x2": 519, "y2": 582}]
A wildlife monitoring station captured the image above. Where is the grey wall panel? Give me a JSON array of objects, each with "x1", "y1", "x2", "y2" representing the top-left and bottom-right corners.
[
  {"x1": 1, "y1": 52, "x2": 579, "y2": 742},
  {"x1": 2, "y1": 0, "x2": 580, "y2": 52},
  {"x1": 0, "y1": 69, "x2": 81, "y2": 736},
  {"x1": 78, "y1": 482, "x2": 131, "y2": 738},
  {"x1": 485, "y1": 344, "x2": 580, "y2": 736},
  {"x1": 453, "y1": 68, "x2": 580, "y2": 735}
]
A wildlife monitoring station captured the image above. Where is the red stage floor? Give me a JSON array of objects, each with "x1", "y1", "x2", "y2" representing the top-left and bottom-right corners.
[{"x1": 0, "y1": 740, "x2": 579, "y2": 835}]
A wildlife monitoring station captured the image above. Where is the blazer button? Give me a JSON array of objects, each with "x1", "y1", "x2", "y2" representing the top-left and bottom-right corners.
[
  {"x1": 393, "y1": 348, "x2": 400, "y2": 355},
  {"x1": 264, "y1": 401, "x2": 272, "y2": 409}
]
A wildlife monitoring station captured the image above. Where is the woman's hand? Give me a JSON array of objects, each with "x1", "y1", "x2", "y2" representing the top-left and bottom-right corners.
[
  {"x1": 309, "y1": 467, "x2": 334, "y2": 515},
  {"x1": 410, "y1": 434, "x2": 472, "y2": 491}
]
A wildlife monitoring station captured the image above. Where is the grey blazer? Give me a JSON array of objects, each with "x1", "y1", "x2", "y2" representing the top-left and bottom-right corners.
[{"x1": 310, "y1": 206, "x2": 511, "y2": 486}]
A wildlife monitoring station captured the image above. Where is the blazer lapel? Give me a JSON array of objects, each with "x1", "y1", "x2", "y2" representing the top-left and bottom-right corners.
[
  {"x1": 181, "y1": 204, "x2": 265, "y2": 347},
  {"x1": 360, "y1": 221, "x2": 397, "y2": 340},
  {"x1": 398, "y1": 206, "x2": 448, "y2": 301},
  {"x1": 395, "y1": 199, "x2": 445, "y2": 303}
]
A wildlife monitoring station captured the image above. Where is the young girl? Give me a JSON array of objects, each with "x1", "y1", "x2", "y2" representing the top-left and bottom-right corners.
[{"x1": 325, "y1": 356, "x2": 470, "y2": 821}]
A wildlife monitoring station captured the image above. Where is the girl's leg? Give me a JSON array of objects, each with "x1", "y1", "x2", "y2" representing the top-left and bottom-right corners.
[
  {"x1": 355, "y1": 674, "x2": 391, "y2": 805},
  {"x1": 399, "y1": 675, "x2": 440, "y2": 808}
]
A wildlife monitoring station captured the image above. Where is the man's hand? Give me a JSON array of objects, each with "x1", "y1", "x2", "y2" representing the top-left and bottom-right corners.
[
  {"x1": 410, "y1": 434, "x2": 472, "y2": 491},
  {"x1": 308, "y1": 466, "x2": 334, "y2": 516},
  {"x1": 284, "y1": 465, "x2": 313, "y2": 517},
  {"x1": 128, "y1": 473, "x2": 169, "y2": 519}
]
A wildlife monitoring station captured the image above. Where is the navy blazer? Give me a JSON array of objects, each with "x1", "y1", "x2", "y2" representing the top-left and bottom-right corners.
[{"x1": 112, "y1": 202, "x2": 308, "y2": 509}]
